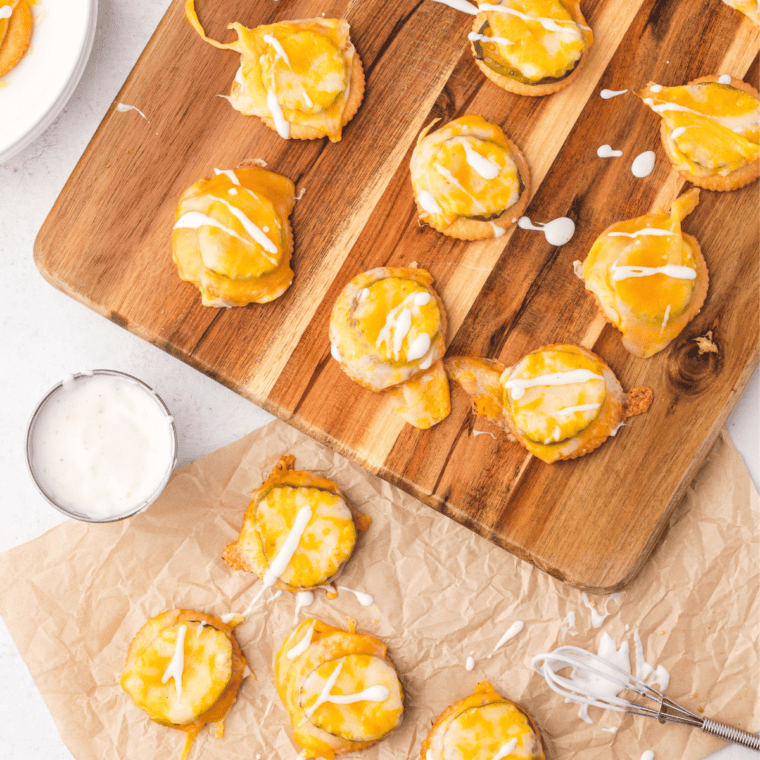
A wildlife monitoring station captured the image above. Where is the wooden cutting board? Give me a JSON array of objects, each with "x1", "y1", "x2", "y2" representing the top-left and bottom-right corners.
[{"x1": 35, "y1": 0, "x2": 759, "y2": 592}]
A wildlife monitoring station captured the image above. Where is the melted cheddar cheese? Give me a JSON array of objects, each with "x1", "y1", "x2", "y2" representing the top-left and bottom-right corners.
[
  {"x1": 121, "y1": 621, "x2": 232, "y2": 726},
  {"x1": 422, "y1": 682, "x2": 544, "y2": 760},
  {"x1": 412, "y1": 115, "x2": 522, "y2": 227},
  {"x1": 641, "y1": 81, "x2": 760, "y2": 176},
  {"x1": 474, "y1": 0, "x2": 590, "y2": 84},
  {"x1": 258, "y1": 485, "x2": 357, "y2": 588},
  {"x1": 582, "y1": 188, "x2": 704, "y2": 358},
  {"x1": 330, "y1": 267, "x2": 447, "y2": 392},
  {"x1": 224, "y1": 455, "x2": 365, "y2": 591},
  {"x1": 172, "y1": 166, "x2": 295, "y2": 307},
  {"x1": 503, "y1": 349, "x2": 606, "y2": 445},
  {"x1": 276, "y1": 619, "x2": 404, "y2": 758},
  {"x1": 185, "y1": 1, "x2": 360, "y2": 142}
]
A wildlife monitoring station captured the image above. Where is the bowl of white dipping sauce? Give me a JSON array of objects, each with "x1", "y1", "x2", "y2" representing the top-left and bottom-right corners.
[{"x1": 26, "y1": 370, "x2": 177, "y2": 522}]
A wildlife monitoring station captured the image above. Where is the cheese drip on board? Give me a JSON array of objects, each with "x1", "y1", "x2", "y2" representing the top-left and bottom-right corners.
[
  {"x1": 639, "y1": 79, "x2": 760, "y2": 177},
  {"x1": 582, "y1": 188, "x2": 705, "y2": 358}
]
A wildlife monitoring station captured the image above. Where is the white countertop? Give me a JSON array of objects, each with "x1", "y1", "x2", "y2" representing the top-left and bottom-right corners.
[{"x1": 0, "y1": 0, "x2": 757, "y2": 758}]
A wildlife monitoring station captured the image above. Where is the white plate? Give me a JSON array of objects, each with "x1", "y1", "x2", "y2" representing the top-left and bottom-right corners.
[{"x1": 0, "y1": 0, "x2": 97, "y2": 164}]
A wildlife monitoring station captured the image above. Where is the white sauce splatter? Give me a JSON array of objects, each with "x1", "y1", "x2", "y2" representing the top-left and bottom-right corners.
[
  {"x1": 610, "y1": 263, "x2": 696, "y2": 281},
  {"x1": 293, "y1": 590, "x2": 315, "y2": 624},
  {"x1": 161, "y1": 624, "x2": 187, "y2": 700},
  {"x1": 631, "y1": 151, "x2": 656, "y2": 178},
  {"x1": 600, "y1": 89, "x2": 628, "y2": 99},
  {"x1": 505, "y1": 369, "x2": 603, "y2": 401},
  {"x1": 518, "y1": 216, "x2": 575, "y2": 246},
  {"x1": 597, "y1": 144, "x2": 623, "y2": 158},
  {"x1": 718, "y1": 74, "x2": 731, "y2": 85},
  {"x1": 467, "y1": 31, "x2": 513, "y2": 46},
  {"x1": 116, "y1": 103, "x2": 149, "y2": 121},
  {"x1": 488, "y1": 621, "x2": 524, "y2": 657},
  {"x1": 337, "y1": 586, "x2": 374, "y2": 606},
  {"x1": 465, "y1": 655, "x2": 475, "y2": 671},
  {"x1": 641, "y1": 752, "x2": 655, "y2": 760},
  {"x1": 418, "y1": 190, "x2": 444, "y2": 216},
  {"x1": 213, "y1": 168, "x2": 241, "y2": 185},
  {"x1": 492, "y1": 739, "x2": 518, "y2": 760},
  {"x1": 0, "y1": 6, "x2": 12, "y2": 19},
  {"x1": 287, "y1": 620, "x2": 315, "y2": 659},
  {"x1": 581, "y1": 593, "x2": 624, "y2": 627}
]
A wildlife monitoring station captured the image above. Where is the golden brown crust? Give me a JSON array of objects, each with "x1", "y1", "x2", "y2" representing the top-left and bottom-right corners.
[
  {"x1": 260, "y1": 52, "x2": 365, "y2": 142},
  {"x1": 0, "y1": 0, "x2": 32, "y2": 78},
  {"x1": 657, "y1": 76, "x2": 760, "y2": 190},
  {"x1": 420, "y1": 681, "x2": 545, "y2": 760},
  {"x1": 503, "y1": 343, "x2": 625, "y2": 463},
  {"x1": 222, "y1": 454, "x2": 369, "y2": 589},
  {"x1": 470, "y1": 3, "x2": 592, "y2": 97},
  {"x1": 416, "y1": 133, "x2": 532, "y2": 241}
]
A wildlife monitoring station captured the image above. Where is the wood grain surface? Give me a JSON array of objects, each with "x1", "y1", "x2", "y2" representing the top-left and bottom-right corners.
[{"x1": 35, "y1": 0, "x2": 760, "y2": 591}]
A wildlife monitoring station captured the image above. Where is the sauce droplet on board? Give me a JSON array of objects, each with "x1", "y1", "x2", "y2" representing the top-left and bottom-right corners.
[
  {"x1": 600, "y1": 88, "x2": 627, "y2": 99},
  {"x1": 631, "y1": 151, "x2": 656, "y2": 178},
  {"x1": 518, "y1": 216, "x2": 575, "y2": 246},
  {"x1": 597, "y1": 144, "x2": 623, "y2": 158}
]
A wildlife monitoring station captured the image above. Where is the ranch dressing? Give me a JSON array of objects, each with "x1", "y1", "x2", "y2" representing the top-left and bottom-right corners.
[{"x1": 28, "y1": 373, "x2": 175, "y2": 520}]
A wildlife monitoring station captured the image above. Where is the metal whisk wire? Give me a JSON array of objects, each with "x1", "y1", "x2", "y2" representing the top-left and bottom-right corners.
[{"x1": 533, "y1": 647, "x2": 760, "y2": 751}]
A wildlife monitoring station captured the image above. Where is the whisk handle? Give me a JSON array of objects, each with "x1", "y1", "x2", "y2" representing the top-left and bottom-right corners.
[{"x1": 701, "y1": 719, "x2": 760, "y2": 751}]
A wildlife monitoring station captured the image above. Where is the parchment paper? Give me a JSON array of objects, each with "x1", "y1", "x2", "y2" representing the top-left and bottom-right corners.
[{"x1": 0, "y1": 420, "x2": 757, "y2": 760}]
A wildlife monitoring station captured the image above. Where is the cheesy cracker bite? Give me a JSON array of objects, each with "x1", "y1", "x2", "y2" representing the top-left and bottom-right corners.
[
  {"x1": 275, "y1": 618, "x2": 404, "y2": 757},
  {"x1": 186, "y1": 2, "x2": 364, "y2": 142},
  {"x1": 223, "y1": 455, "x2": 370, "y2": 591}
]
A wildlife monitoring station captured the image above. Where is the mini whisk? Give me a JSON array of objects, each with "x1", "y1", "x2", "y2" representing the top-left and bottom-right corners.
[{"x1": 533, "y1": 646, "x2": 760, "y2": 751}]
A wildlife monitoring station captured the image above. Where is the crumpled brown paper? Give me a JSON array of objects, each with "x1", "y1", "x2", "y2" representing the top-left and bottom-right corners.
[{"x1": 0, "y1": 420, "x2": 757, "y2": 760}]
